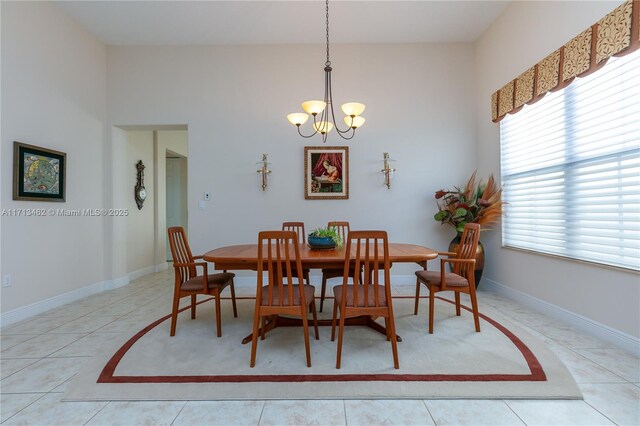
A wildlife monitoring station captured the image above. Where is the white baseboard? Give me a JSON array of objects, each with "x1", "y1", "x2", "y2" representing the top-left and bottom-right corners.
[
  {"x1": 110, "y1": 275, "x2": 130, "y2": 290},
  {"x1": 128, "y1": 263, "x2": 168, "y2": 281},
  {"x1": 1, "y1": 263, "x2": 170, "y2": 328},
  {"x1": 129, "y1": 265, "x2": 156, "y2": 281},
  {"x1": 482, "y1": 278, "x2": 640, "y2": 357},
  {"x1": 1, "y1": 277, "x2": 125, "y2": 328}
]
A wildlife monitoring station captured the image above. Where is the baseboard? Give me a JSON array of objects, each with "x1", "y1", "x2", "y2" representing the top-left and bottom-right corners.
[
  {"x1": 0, "y1": 263, "x2": 170, "y2": 328},
  {"x1": 110, "y1": 275, "x2": 130, "y2": 290},
  {"x1": 482, "y1": 277, "x2": 640, "y2": 356},
  {"x1": 1, "y1": 277, "x2": 127, "y2": 328},
  {"x1": 129, "y1": 265, "x2": 156, "y2": 281}
]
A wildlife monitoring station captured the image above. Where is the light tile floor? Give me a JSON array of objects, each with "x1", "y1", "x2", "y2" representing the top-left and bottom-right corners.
[{"x1": 1, "y1": 270, "x2": 638, "y2": 426}]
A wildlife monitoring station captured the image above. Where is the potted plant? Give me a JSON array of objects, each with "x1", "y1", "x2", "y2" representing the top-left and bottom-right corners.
[
  {"x1": 308, "y1": 226, "x2": 343, "y2": 249},
  {"x1": 433, "y1": 171, "x2": 505, "y2": 287}
]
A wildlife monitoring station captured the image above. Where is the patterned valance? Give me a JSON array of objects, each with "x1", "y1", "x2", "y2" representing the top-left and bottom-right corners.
[{"x1": 491, "y1": 0, "x2": 640, "y2": 122}]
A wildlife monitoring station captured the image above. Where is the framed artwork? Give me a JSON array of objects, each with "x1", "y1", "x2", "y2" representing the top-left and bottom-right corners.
[
  {"x1": 304, "y1": 146, "x2": 349, "y2": 200},
  {"x1": 13, "y1": 141, "x2": 66, "y2": 202}
]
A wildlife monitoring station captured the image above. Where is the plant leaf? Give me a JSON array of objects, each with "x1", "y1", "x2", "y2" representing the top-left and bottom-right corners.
[
  {"x1": 434, "y1": 211, "x2": 448, "y2": 221},
  {"x1": 453, "y1": 207, "x2": 468, "y2": 219}
]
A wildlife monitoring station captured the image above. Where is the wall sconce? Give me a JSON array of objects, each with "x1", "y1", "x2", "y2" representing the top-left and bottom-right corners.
[
  {"x1": 381, "y1": 152, "x2": 396, "y2": 189},
  {"x1": 256, "y1": 154, "x2": 272, "y2": 191}
]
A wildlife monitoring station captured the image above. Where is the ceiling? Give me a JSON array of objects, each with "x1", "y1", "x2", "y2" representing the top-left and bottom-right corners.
[{"x1": 54, "y1": 1, "x2": 510, "y2": 45}]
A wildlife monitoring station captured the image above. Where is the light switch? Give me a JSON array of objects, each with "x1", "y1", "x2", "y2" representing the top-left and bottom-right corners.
[
  {"x1": 198, "y1": 200, "x2": 206, "y2": 210},
  {"x1": 204, "y1": 192, "x2": 211, "y2": 201}
]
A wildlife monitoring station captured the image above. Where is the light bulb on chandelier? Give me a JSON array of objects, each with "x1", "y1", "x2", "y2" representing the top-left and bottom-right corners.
[{"x1": 286, "y1": 0, "x2": 365, "y2": 143}]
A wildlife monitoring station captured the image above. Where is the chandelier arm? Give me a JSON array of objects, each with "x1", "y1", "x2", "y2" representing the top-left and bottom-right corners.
[
  {"x1": 326, "y1": 70, "x2": 353, "y2": 134},
  {"x1": 297, "y1": 125, "x2": 319, "y2": 139},
  {"x1": 335, "y1": 127, "x2": 357, "y2": 140}
]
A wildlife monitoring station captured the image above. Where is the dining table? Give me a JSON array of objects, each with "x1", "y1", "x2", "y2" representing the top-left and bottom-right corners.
[{"x1": 203, "y1": 243, "x2": 438, "y2": 344}]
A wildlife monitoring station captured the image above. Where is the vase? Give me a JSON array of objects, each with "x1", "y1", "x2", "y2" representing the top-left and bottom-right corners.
[{"x1": 448, "y1": 234, "x2": 484, "y2": 288}]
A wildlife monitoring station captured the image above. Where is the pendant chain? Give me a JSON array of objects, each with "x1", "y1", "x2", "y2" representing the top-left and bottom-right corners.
[{"x1": 325, "y1": 0, "x2": 331, "y2": 67}]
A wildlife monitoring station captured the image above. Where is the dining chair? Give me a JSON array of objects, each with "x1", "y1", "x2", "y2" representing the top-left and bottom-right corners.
[
  {"x1": 281, "y1": 222, "x2": 311, "y2": 285},
  {"x1": 414, "y1": 223, "x2": 481, "y2": 334},
  {"x1": 250, "y1": 230, "x2": 319, "y2": 367},
  {"x1": 167, "y1": 226, "x2": 238, "y2": 337},
  {"x1": 319, "y1": 221, "x2": 357, "y2": 312},
  {"x1": 331, "y1": 230, "x2": 399, "y2": 369}
]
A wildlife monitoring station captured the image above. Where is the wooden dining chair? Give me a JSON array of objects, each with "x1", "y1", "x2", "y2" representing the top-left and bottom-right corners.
[
  {"x1": 167, "y1": 226, "x2": 238, "y2": 337},
  {"x1": 414, "y1": 223, "x2": 481, "y2": 334},
  {"x1": 319, "y1": 221, "x2": 357, "y2": 312},
  {"x1": 251, "y1": 230, "x2": 319, "y2": 367},
  {"x1": 331, "y1": 230, "x2": 399, "y2": 369},
  {"x1": 281, "y1": 222, "x2": 311, "y2": 285}
]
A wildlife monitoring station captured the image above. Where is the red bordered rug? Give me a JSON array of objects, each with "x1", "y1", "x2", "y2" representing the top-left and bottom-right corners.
[{"x1": 64, "y1": 296, "x2": 581, "y2": 400}]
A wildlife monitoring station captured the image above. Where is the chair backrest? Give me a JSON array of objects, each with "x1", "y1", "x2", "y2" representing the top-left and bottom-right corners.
[
  {"x1": 328, "y1": 221, "x2": 350, "y2": 245},
  {"x1": 167, "y1": 226, "x2": 195, "y2": 283},
  {"x1": 257, "y1": 230, "x2": 307, "y2": 307},
  {"x1": 282, "y1": 222, "x2": 306, "y2": 244},
  {"x1": 454, "y1": 223, "x2": 481, "y2": 277},
  {"x1": 341, "y1": 230, "x2": 391, "y2": 308}
]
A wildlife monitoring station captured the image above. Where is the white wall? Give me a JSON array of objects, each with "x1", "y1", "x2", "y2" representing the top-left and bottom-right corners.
[
  {"x1": 0, "y1": 1, "x2": 107, "y2": 314},
  {"x1": 107, "y1": 44, "x2": 477, "y2": 277},
  {"x1": 475, "y1": 1, "x2": 639, "y2": 338},
  {"x1": 125, "y1": 131, "x2": 155, "y2": 274}
]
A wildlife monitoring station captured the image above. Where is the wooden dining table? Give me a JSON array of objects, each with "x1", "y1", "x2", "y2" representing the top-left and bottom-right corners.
[{"x1": 203, "y1": 243, "x2": 438, "y2": 344}]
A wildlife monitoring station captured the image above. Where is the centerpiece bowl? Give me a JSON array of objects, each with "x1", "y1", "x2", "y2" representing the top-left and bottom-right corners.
[{"x1": 308, "y1": 236, "x2": 336, "y2": 249}]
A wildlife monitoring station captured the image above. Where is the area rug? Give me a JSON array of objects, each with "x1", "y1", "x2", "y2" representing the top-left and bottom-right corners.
[{"x1": 64, "y1": 296, "x2": 581, "y2": 400}]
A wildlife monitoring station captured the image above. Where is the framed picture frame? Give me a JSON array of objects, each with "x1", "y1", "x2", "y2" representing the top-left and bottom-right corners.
[
  {"x1": 13, "y1": 141, "x2": 66, "y2": 202},
  {"x1": 304, "y1": 146, "x2": 349, "y2": 200}
]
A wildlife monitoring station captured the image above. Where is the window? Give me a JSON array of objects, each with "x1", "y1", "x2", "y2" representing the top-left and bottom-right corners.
[{"x1": 500, "y1": 51, "x2": 640, "y2": 270}]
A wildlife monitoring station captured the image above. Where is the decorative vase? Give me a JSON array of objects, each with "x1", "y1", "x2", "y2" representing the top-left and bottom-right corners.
[{"x1": 448, "y1": 233, "x2": 484, "y2": 288}]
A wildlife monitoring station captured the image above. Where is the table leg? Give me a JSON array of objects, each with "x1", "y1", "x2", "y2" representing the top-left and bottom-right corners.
[{"x1": 240, "y1": 315, "x2": 401, "y2": 344}]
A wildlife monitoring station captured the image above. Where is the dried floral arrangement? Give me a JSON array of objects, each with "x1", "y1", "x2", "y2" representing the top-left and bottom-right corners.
[{"x1": 433, "y1": 171, "x2": 506, "y2": 234}]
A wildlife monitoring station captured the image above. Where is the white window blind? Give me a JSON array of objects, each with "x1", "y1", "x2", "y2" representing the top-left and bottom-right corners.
[{"x1": 500, "y1": 51, "x2": 640, "y2": 271}]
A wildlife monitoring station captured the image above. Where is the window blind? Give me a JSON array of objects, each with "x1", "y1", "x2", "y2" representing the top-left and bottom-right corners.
[{"x1": 500, "y1": 51, "x2": 640, "y2": 270}]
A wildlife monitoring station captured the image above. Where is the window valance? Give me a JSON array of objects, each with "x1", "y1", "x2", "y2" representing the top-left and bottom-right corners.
[{"x1": 491, "y1": 0, "x2": 640, "y2": 123}]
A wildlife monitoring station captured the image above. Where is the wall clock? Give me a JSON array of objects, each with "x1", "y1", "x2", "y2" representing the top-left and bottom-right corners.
[{"x1": 134, "y1": 160, "x2": 146, "y2": 210}]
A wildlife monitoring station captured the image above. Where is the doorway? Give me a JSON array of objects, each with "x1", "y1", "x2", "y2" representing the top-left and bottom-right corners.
[{"x1": 166, "y1": 150, "x2": 188, "y2": 261}]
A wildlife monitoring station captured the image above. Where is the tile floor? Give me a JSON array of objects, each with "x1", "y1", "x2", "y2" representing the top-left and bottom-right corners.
[{"x1": 1, "y1": 270, "x2": 638, "y2": 425}]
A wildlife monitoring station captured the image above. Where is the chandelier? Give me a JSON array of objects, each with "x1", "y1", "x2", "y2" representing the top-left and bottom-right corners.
[{"x1": 286, "y1": 0, "x2": 366, "y2": 143}]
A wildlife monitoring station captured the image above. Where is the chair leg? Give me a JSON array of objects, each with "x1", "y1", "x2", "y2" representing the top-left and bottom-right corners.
[
  {"x1": 310, "y1": 300, "x2": 320, "y2": 340},
  {"x1": 331, "y1": 300, "x2": 338, "y2": 341},
  {"x1": 260, "y1": 316, "x2": 266, "y2": 340},
  {"x1": 384, "y1": 317, "x2": 391, "y2": 341},
  {"x1": 190, "y1": 294, "x2": 197, "y2": 319},
  {"x1": 336, "y1": 313, "x2": 346, "y2": 369},
  {"x1": 414, "y1": 277, "x2": 421, "y2": 315},
  {"x1": 388, "y1": 312, "x2": 400, "y2": 369},
  {"x1": 301, "y1": 306, "x2": 312, "y2": 367},
  {"x1": 229, "y1": 280, "x2": 238, "y2": 318},
  {"x1": 304, "y1": 270, "x2": 311, "y2": 286},
  {"x1": 469, "y1": 287, "x2": 481, "y2": 332},
  {"x1": 455, "y1": 292, "x2": 461, "y2": 316},
  {"x1": 170, "y1": 289, "x2": 180, "y2": 337},
  {"x1": 250, "y1": 311, "x2": 261, "y2": 368},
  {"x1": 320, "y1": 274, "x2": 327, "y2": 312},
  {"x1": 214, "y1": 288, "x2": 222, "y2": 337},
  {"x1": 428, "y1": 288, "x2": 435, "y2": 334}
]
